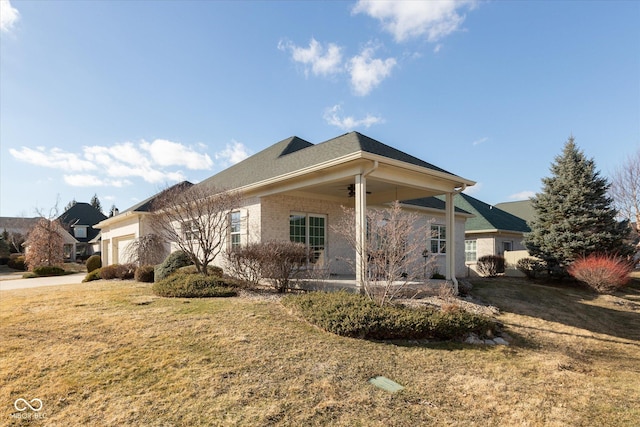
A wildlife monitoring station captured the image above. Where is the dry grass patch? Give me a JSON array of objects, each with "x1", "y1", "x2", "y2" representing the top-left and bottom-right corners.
[{"x1": 1, "y1": 277, "x2": 639, "y2": 426}]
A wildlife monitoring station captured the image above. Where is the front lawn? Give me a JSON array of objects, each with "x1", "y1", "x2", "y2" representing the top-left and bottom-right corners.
[{"x1": 1, "y1": 277, "x2": 638, "y2": 426}]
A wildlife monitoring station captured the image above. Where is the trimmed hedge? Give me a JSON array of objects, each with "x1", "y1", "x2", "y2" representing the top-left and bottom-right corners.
[
  {"x1": 8, "y1": 255, "x2": 26, "y2": 271},
  {"x1": 83, "y1": 269, "x2": 101, "y2": 282},
  {"x1": 283, "y1": 291, "x2": 496, "y2": 340},
  {"x1": 86, "y1": 255, "x2": 102, "y2": 273},
  {"x1": 178, "y1": 264, "x2": 224, "y2": 277},
  {"x1": 32, "y1": 266, "x2": 66, "y2": 276},
  {"x1": 100, "y1": 263, "x2": 136, "y2": 280},
  {"x1": 135, "y1": 265, "x2": 155, "y2": 283},
  {"x1": 152, "y1": 272, "x2": 237, "y2": 298}
]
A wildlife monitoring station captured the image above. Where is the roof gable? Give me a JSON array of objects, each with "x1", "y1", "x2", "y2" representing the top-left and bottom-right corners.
[
  {"x1": 123, "y1": 181, "x2": 194, "y2": 213},
  {"x1": 198, "y1": 132, "x2": 463, "y2": 191}
]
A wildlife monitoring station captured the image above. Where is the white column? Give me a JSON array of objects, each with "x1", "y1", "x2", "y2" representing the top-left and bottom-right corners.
[
  {"x1": 355, "y1": 174, "x2": 367, "y2": 291},
  {"x1": 445, "y1": 192, "x2": 458, "y2": 293}
]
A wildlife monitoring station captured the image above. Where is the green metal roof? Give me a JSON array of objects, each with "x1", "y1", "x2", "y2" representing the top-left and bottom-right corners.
[
  {"x1": 198, "y1": 132, "x2": 461, "y2": 191},
  {"x1": 436, "y1": 193, "x2": 531, "y2": 233}
]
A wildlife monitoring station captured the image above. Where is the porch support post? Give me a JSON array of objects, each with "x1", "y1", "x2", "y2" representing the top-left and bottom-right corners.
[
  {"x1": 355, "y1": 174, "x2": 367, "y2": 292},
  {"x1": 445, "y1": 192, "x2": 458, "y2": 294}
]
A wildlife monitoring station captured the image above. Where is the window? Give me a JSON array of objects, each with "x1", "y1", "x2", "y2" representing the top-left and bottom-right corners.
[
  {"x1": 290, "y1": 213, "x2": 326, "y2": 264},
  {"x1": 503, "y1": 241, "x2": 512, "y2": 253},
  {"x1": 183, "y1": 221, "x2": 199, "y2": 241},
  {"x1": 74, "y1": 226, "x2": 87, "y2": 239},
  {"x1": 465, "y1": 239, "x2": 477, "y2": 262},
  {"x1": 230, "y1": 211, "x2": 241, "y2": 250},
  {"x1": 430, "y1": 225, "x2": 446, "y2": 254}
]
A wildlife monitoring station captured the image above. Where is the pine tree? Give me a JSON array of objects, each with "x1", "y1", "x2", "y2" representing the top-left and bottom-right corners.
[
  {"x1": 90, "y1": 194, "x2": 103, "y2": 214},
  {"x1": 524, "y1": 137, "x2": 633, "y2": 270}
]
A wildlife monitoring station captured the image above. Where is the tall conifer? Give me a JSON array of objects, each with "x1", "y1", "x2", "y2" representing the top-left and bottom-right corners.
[{"x1": 524, "y1": 137, "x2": 633, "y2": 269}]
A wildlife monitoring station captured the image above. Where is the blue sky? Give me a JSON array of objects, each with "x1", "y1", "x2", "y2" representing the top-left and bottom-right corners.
[{"x1": 1, "y1": 0, "x2": 638, "y2": 217}]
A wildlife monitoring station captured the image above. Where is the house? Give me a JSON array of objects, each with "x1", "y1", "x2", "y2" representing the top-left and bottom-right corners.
[
  {"x1": 495, "y1": 199, "x2": 535, "y2": 224},
  {"x1": 436, "y1": 194, "x2": 531, "y2": 276},
  {"x1": 96, "y1": 182, "x2": 193, "y2": 266},
  {"x1": 98, "y1": 132, "x2": 476, "y2": 289},
  {"x1": 58, "y1": 202, "x2": 108, "y2": 260}
]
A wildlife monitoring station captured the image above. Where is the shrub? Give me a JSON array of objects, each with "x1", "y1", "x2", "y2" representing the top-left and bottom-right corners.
[
  {"x1": 134, "y1": 265, "x2": 155, "y2": 283},
  {"x1": 99, "y1": 263, "x2": 136, "y2": 280},
  {"x1": 476, "y1": 255, "x2": 506, "y2": 277},
  {"x1": 567, "y1": 254, "x2": 633, "y2": 293},
  {"x1": 0, "y1": 257, "x2": 9, "y2": 265},
  {"x1": 152, "y1": 272, "x2": 237, "y2": 298},
  {"x1": 154, "y1": 251, "x2": 193, "y2": 282},
  {"x1": 32, "y1": 266, "x2": 66, "y2": 276},
  {"x1": 283, "y1": 291, "x2": 496, "y2": 340},
  {"x1": 83, "y1": 269, "x2": 101, "y2": 282},
  {"x1": 516, "y1": 257, "x2": 546, "y2": 279},
  {"x1": 86, "y1": 254, "x2": 102, "y2": 273},
  {"x1": 178, "y1": 265, "x2": 223, "y2": 277},
  {"x1": 7, "y1": 254, "x2": 26, "y2": 271},
  {"x1": 224, "y1": 241, "x2": 308, "y2": 292}
]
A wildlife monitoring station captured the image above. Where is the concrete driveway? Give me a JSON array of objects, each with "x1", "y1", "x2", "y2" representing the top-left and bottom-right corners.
[{"x1": 0, "y1": 270, "x2": 85, "y2": 291}]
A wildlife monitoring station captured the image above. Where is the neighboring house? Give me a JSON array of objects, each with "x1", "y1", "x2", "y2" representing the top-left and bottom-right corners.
[
  {"x1": 99, "y1": 132, "x2": 476, "y2": 288},
  {"x1": 437, "y1": 194, "x2": 531, "y2": 276},
  {"x1": 0, "y1": 217, "x2": 40, "y2": 253},
  {"x1": 58, "y1": 203, "x2": 108, "y2": 261},
  {"x1": 495, "y1": 199, "x2": 535, "y2": 225},
  {"x1": 96, "y1": 182, "x2": 193, "y2": 265}
]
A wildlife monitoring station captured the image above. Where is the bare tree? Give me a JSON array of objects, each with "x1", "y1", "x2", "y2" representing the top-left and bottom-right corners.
[
  {"x1": 25, "y1": 217, "x2": 64, "y2": 270},
  {"x1": 123, "y1": 234, "x2": 168, "y2": 266},
  {"x1": 610, "y1": 148, "x2": 640, "y2": 237},
  {"x1": 150, "y1": 184, "x2": 242, "y2": 276},
  {"x1": 333, "y1": 201, "x2": 436, "y2": 306}
]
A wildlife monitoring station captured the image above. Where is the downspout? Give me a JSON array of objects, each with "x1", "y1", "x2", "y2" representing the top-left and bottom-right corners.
[{"x1": 449, "y1": 184, "x2": 467, "y2": 292}]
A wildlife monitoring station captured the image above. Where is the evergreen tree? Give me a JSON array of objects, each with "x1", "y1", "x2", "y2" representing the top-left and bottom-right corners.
[
  {"x1": 90, "y1": 194, "x2": 103, "y2": 214},
  {"x1": 524, "y1": 137, "x2": 634, "y2": 270}
]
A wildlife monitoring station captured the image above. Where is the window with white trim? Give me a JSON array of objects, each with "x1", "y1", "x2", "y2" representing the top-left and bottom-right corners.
[
  {"x1": 230, "y1": 211, "x2": 241, "y2": 250},
  {"x1": 503, "y1": 241, "x2": 512, "y2": 253},
  {"x1": 183, "y1": 221, "x2": 199, "y2": 241},
  {"x1": 74, "y1": 226, "x2": 87, "y2": 239},
  {"x1": 290, "y1": 213, "x2": 326, "y2": 264},
  {"x1": 465, "y1": 239, "x2": 477, "y2": 262},
  {"x1": 430, "y1": 225, "x2": 446, "y2": 254}
]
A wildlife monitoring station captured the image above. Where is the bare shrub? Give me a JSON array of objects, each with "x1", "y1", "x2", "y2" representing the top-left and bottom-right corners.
[
  {"x1": 225, "y1": 241, "x2": 308, "y2": 292},
  {"x1": 332, "y1": 201, "x2": 436, "y2": 306},
  {"x1": 567, "y1": 254, "x2": 633, "y2": 293},
  {"x1": 124, "y1": 234, "x2": 167, "y2": 266},
  {"x1": 476, "y1": 255, "x2": 506, "y2": 277},
  {"x1": 100, "y1": 263, "x2": 137, "y2": 280}
]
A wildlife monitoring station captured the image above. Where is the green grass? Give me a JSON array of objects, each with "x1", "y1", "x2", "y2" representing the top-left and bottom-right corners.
[{"x1": 1, "y1": 277, "x2": 639, "y2": 426}]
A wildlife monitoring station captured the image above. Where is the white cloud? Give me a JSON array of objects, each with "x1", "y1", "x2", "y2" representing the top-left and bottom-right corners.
[
  {"x1": 215, "y1": 140, "x2": 251, "y2": 166},
  {"x1": 509, "y1": 191, "x2": 535, "y2": 200},
  {"x1": 279, "y1": 38, "x2": 343, "y2": 77},
  {"x1": 63, "y1": 175, "x2": 132, "y2": 188},
  {"x1": 348, "y1": 45, "x2": 397, "y2": 96},
  {"x1": 1, "y1": 0, "x2": 19, "y2": 33},
  {"x1": 323, "y1": 104, "x2": 383, "y2": 130},
  {"x1": 9, "y1": 146, "x2": 97, "y2": 172},
  {"x1": 472, "y1": 136, "x2": 489, "y2": 146},
  {"x1": 10, "y1": 138, "x2": 213, "y2": 188},
  {"x1": 352, "y1": 0, "x2": 476, "y2": 43},
  {"x1": 140, "y1": 139, "x2": 213, "y2": 170}
]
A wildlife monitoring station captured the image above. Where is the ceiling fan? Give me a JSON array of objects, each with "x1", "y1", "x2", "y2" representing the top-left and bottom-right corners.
[{"x1": 347, "y1": 184, "x2": 371, "y2": 197}]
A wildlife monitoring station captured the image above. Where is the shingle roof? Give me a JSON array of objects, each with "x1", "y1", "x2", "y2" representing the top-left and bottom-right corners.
[
  {"x1": 437, "y1": 194, "x2": 530, "y2": 233},
  {"x1": 494, "y1": 200, "x2": 535, "y2": 224},
  {"x1": 198, "y1": 132, "x2": 461, "y2": 191},
  {"x1": 58, "y1": 202, "x2": 108, "y2": 242},
  {"x1": 0, "y1": 217, "x2": 40, "y2": 235},
  {"x1": 402, "y1": 197, "x2": 470, "y2": 214},
  {"x1": 122, "y1": 181, "x2": 193, "y2": 213}
]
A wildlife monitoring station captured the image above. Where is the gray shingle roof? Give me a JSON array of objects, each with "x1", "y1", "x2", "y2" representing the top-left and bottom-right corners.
[
  {"x1": 58, "y1": 202, "x2": 108, "y2": 242},
  {"x1": 122, "y1": 181, "x2": 193, "y2": 213},
  {"x1": 198, "y1": 132, "x2": 461, "y2": 191}
]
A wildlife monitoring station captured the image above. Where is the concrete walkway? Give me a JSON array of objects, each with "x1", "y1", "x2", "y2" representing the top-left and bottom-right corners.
[{"x1": 0, "y1": 271, "x2": 85, "y2": 291}]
